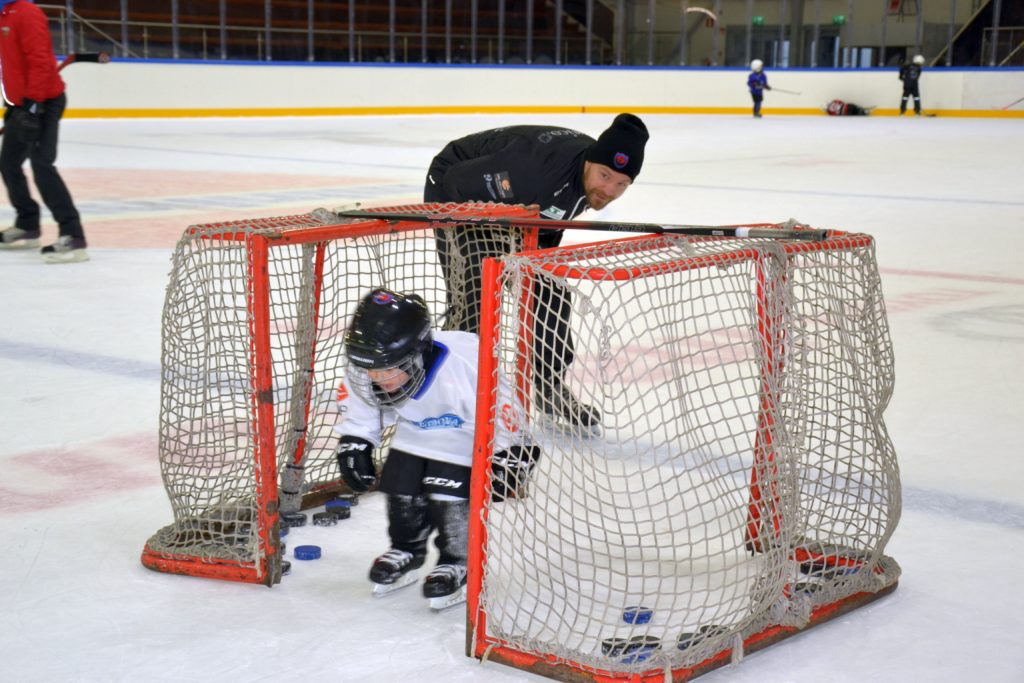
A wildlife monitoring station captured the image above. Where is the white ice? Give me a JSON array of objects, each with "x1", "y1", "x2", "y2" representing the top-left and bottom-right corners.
[{"x1": 1, "y1": 113, "x2": 1022, "y2": 682}]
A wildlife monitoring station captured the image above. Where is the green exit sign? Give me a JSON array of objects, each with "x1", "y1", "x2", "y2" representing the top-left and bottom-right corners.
[
  {"x1": 833, "y1": 15, "x2": 847, "y2": 25},
  {"x1": 752, "y1": 16, "x2": 765, "y2": 26}
]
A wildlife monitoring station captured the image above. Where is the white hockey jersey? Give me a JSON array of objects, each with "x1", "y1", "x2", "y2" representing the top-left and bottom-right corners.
[{"x1": 334, "y1": 330, "x2": 524, "y2": 468}]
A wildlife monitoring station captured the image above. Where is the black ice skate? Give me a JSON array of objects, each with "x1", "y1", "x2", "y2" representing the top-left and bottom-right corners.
[
  {"x1": 422, "y1": 564, "x2": 467, "y2": 610},
  {"x1": 537, "y1": 382, "x2": 602, "y2": 433},
  {"x1": 369, "y1": 549, "x2": 425, "y2": 597}
]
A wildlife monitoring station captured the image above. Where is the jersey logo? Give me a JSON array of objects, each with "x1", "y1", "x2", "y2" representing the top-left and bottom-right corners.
[
  {"x1": 540, "y1": 205, "x2": 566, "y2": 220},
  {"x1": 500, "y1": 403, "x2": 519, "y2": 433},
  {"x1": 411, "y1": 413, "x2": 466, "y2": 430}
]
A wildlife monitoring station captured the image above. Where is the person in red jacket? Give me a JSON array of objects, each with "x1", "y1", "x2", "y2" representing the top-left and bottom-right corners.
[{"x1": 0, "y1": 0, "x2": 88, "y2": 263}]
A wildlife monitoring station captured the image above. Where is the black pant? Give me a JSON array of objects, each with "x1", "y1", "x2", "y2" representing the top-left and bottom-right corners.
[
  {"x1": 423, "y1": 172, "x2": 574, "y2": 385},
  {"x1": 1, "y1": 93, "x2": 84, "y2": 240},
  {"x1": 900, "y1": 84, "x2": 921, "y2": 114}
]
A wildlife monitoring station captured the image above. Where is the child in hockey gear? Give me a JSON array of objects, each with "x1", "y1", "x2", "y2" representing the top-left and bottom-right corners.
[
  {"x1": 826, "y1": 100, "x2": 872, "y2": 116},
  {"x1": 335, "y1": 288, "x2": 538, "y2": 609},
  {"x1": 899, "y1": 55, "x2": 924, "y2": 116},
  {"x1": 747, "y1": 59, "x2": 771, "y2": 118},
  {"x1": 424, "y1": 113, "x2": 649, "y2": 431}
]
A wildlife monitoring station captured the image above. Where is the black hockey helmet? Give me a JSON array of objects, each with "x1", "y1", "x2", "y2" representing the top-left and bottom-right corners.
[{"x1": 345, "y1": 288, "x2": 432, "y2": 406}]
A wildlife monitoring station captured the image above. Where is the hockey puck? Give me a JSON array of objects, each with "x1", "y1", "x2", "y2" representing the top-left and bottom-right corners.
[
  {"x1": 281, "y1": 511, "x2": 307, "y2": 528},
  {"x1": 622, "y1": 606, "x2": 654, "y2": 625},
  {"x1": 324, "y1": 500, "x2": 353, "y2": 519},
  {"x1": 336, "y1": 493, "x2": 360, "y2": 506},
  {"x1": 294, "y1": 545, "x2": 322, "y2": 560},
  {"x1": 279, "y1": 525, "x2": 289, "y2": 537},
  {"x1": 677, "y1": 625, "x2": 730, "y2": 651},
  {"x1": 312, "y1": 511, "x2": 340, "y2": 527},
  {"x1": 600, "y1": 635, "x2": 660, "y2": 663},
  {"x1": 281, "y1": 560, "x2": 292, "y2": 576}
]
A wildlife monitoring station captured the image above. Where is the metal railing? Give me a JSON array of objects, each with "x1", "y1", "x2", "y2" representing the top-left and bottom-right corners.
[{"x1": 41, "y1": 1, "x2": 1022, "y2": 68}]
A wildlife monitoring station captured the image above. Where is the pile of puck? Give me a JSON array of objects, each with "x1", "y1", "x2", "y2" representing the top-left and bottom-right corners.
[
  {"x1": 600, "y1": 607, "x2": 732, "y2": 664},
  {"x1": 277, "y1": 493, "x2": 360, "y2": 576}
]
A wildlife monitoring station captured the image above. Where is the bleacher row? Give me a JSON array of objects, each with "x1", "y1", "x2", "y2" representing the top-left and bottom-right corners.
[{"x1": 59, "y1": 0, "x2": 615, "y2": 63}]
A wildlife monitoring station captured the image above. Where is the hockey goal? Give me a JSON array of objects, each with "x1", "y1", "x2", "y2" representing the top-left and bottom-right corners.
[
  {"x1": 470, "y1": 230, "x2": 900, "y2": 680},
  {"x1": 141, "y1": 202, "x2": 538, "y2": 585}
]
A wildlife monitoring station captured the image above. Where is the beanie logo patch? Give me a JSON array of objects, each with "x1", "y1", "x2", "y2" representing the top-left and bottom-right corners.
[
  {"x1": 372, "y1": 291, "x2": 395, "y2": 305},
  {"x1": 613, "y1": 152, "x2": 629, "y2": 169}
]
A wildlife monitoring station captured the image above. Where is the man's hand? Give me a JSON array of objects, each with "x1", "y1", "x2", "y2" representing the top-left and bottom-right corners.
[{"x1": 10, "y1": 101, "x2": 43, "y2": 144}]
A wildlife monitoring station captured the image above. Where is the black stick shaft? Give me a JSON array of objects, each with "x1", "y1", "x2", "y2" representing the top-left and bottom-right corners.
[{"x1": 335, "y1": 210, "x2": 829, "y2": 241}]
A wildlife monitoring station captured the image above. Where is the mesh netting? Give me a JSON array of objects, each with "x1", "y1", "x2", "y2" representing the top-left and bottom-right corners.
[
  {"x1": 143, "y1": 202, "x2": 531, "y2": 584},
  {"x1": 475, "y1": 233, "x2": 901, "y2": 675}
]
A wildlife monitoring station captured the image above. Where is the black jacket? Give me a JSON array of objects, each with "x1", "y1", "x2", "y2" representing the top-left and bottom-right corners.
[
  {"x1": 425, "y1": 125, "x2": 594, "y2": 228},
  {"x1": 899, "y1": 64, "x2": 922, "y2": 85}
]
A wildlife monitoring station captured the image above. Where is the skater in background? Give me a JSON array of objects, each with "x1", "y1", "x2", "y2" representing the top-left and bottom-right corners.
[
  {"x1": 334, "y1": 288, "x2": 539, "y2": 609},
  {"x1": 0, "y1": 0, "x2": 95, "y2": 263},
  {"x1": 424, "y1": 113, "x2": 649, "y2": 431},
  {"x1": 826, "y1": 99, "x2": 872, "y2": 116},
  {"x1": 899, "y1": 54, "x2": 925, "y2": 116},
  {"x1": 748, "y1": 59, "x2": 771, "y2": 118}
]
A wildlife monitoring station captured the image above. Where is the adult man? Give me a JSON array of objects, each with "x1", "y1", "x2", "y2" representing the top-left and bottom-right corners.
[
  {"x1": 0, "y1": 0, "x2": 89, "y2": 263},
  {"x1": 335, "y1": 288, "x2": 538, "y2": 609},
  {"x1": 899, "y1": 54, "x2": 925, "y2": 117},
  {"x1": 423, "y1": 113, "x2": 649, "y2": 430}
]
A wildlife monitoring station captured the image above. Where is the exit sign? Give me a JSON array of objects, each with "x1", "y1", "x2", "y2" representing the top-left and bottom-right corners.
[
  {"x1": 753, "y1": 16, "x2": 765, "y2": 26},
  {"x1": 833, "y1": 15, "x2": 847, "y2": 25}
]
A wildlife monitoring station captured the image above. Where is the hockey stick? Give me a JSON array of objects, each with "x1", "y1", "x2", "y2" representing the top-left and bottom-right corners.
[
  {"x1": 997, "y1": 95, "x2": 1024, "y2": 110},
  {"x1": 0, "y1": 52, "x2": 110, "y2": 136},
  {"x1": 335, "y1": 209, "x2": 830, "y2": 241},
  {"x1": 770, "y1": 87, "x2": 802, "y2": 95}
]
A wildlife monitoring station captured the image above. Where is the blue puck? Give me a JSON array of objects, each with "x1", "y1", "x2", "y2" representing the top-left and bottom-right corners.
[
  {"x1": 325, "y1": 499, "x2": 353, "y2": 515},
  {"x1": 336, "y1": 493, "x2": 359, "y2": 506},
  {"x1": 294, "y1": 544, "x2": 322, "y2": 560},
  {"x1": 622, "y1": 606, "x2": 654, "y2": 624},
  {"x1": 279, "y1": 525, "x2": 289, "y2": 537}
]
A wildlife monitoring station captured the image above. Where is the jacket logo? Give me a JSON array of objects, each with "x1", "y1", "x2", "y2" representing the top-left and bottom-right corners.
[
  {"x1": 412, "y1": 413, "x2": 465, "y2": 429},
  {"x1": 540, "y1": 205, "x2": 566, "y2": 219}
]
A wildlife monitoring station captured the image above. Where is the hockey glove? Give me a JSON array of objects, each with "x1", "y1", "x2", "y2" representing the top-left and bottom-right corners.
[
  {"x1": 336, "y1": 436, "x2": 377, "y2": 493},
  {"x1": 491, "y1": 444, "x2": 541, "y2": 501},
  {"x1": 11, "y1": 100, "x2": 44, "y2": 145}
]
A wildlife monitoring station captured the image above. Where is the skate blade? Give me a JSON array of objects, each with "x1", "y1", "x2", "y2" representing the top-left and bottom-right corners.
[
  {"x1": 536, "y1": 412, "x2": 602, "y2": 439},
  {"x1": 372, "y1": 570, "x2": 419, "y2": 597},
  {"x1": 428, "y1": 584, "x2": 467, "y2": 611}
]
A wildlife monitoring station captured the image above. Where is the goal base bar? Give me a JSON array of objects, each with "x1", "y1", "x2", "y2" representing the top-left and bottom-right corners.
[
  {"x1": 472, "y1": 582, "x2": 899, "y2": 683},
  {"x1": 140, "y1": 547, "x2": 281, "y2": 586}
]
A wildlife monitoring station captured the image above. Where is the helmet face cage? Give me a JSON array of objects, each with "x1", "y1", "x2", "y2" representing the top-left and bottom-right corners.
[
  {"x1": 347, "y1": 354, "x2": 427, "y2": 408},
  {"x1": 344, "y1": 289, "x2": 432, "y2": 409}
]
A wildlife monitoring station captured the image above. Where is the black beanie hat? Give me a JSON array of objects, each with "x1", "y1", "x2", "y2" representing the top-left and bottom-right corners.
[{"x1": 584, "y1": 113, "x2": 650, "y2": 181}]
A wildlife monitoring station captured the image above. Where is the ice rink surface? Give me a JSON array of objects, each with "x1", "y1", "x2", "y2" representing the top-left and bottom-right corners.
[{"x1": 1, "y1": 112, "x2": 1022, "y2": 682}]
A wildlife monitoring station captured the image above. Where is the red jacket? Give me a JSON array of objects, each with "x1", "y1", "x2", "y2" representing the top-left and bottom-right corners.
[{"x1": 0, "y1": 0, "x2": 64, "y2": 106}]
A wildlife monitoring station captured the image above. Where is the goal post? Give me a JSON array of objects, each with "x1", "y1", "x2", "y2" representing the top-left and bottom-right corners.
[
  {"x1": 141, "y1": 202, "x2": 539, "y2": 585},
  {"x1": 469, "y1": 230, "x2": 900, "y2": 681}
]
